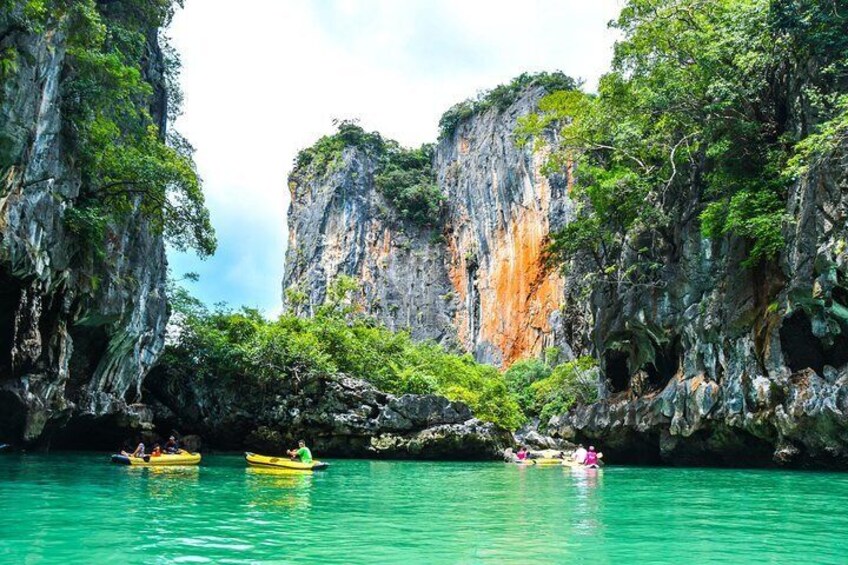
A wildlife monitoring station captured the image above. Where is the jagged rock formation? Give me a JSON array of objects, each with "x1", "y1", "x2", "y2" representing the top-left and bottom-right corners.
[
  {"x1": 0, "y1": 8, "x2": 168, "y2": 446},
  {"x1": 284, "y1": 86, "x2": 571, "y2": 365},
  {"x1": 551, "y1": 139, "x2": 848, "y2": 468},
  {"x1": 436, "y1": 89, "x2": 574, "y2": 365},
  {"x1": 144, "y1": 371, "x2": 512, "y2": 459},
  {"x1": 284, "y1": 146, "x2": 457, "y2": 345},
  {"x1": 285, "y1": 72, "x2": 848, "y2": 467}
]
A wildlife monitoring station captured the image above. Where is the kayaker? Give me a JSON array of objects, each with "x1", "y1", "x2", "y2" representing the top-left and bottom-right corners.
[
  {"x1": 573, "y1": 444, "x2": 587, "y2": 464},
  {"x1": 584, "y1": 446, "x2": 599, "y2": 467},
  {"x1": 150, "y1": 444, "x2": 162, "y2": 457},
  {"x1": 287, "y1": 440, "x2": 313, "y2": 464},
  {"x1": 164, "y1": 436, "x2": 179, "y2": 454},
  {"x1": 121, "y1": 442, "x2": 145, "y2": 459},
  {"x1": 515, "y1": 446, "x2": 529, "y2": 461}
]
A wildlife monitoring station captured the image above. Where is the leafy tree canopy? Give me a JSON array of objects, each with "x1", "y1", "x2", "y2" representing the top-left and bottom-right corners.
[
  {"x1": 161, "y1": 277, "x2": 525, "y2": 431},
  {"x1": 1, "y1": 0, "x2": 215, "y2": 258},
  {"x1": 518, "y1": 0, "x2": 848, "y2": 284}
]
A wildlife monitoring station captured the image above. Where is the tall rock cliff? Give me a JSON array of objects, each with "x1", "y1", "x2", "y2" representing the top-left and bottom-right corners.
[
  {"x1": 0, "y1": 4, "x2": 169, "y2": 446},
  {"x1": 286, "y1": 64, "x2": 848, "y2": 466},
  {"x1": 435, "y1": 87, "x2": 573, "y2": 365},
  {"x1": 551, "y1": 137, "x2": 848, "y2": 467},
  {"x1": 284, "y1": 83, "x2": 572, "y2": 365},
  {"x1": 284, "y1": 143, "x2": 457, "y2": 345}
]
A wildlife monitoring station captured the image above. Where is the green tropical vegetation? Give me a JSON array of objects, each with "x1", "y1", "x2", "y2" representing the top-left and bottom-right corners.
[
  {"x1": 374, "y1": 144, "x2": 443, "y2": 226},
  {"x1": 438, "y1": 71, "x2": 579, "y2": 139},
  {"x1": 0, "y1": 0, "x2": 215, "y2": 257},
  {"x1": 516, "y1": 0, "x2": 848, "y2": 284},
  {"x1": 504, "y1": 354, "x2": 599, "y2": 423},
  {"x1": 162, "y1": 276, "x2": 524, "y2": 430},
  {"x1": 164, "y1": 274, "x2": 605, "y2": 431},
  {"x1": 293, "y1": 120, "x2": 444, "y2": 226}
]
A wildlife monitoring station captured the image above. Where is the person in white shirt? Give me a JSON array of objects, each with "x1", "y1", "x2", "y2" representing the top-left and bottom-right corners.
[{"x1": 573, "y1": 444, "x2": 588, "y2": 464}]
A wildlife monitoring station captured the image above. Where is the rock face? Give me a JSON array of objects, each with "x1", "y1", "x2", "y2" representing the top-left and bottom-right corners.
[
  {"x1": 550, "y1": 140, "x2": 848, "y2": 468},
  {"x1": 144, "y1": 371, "x2": 512, "y2": 459},
  {"x1": 436, "y1": 88, "x2": 574, "y2": 365},
  {"x1": 285, "y1": 75, "x2": 848, "y2": 467},
  {"x1": 284, "y1": 86, "x2": 571, "y2": 365},
  {"x1": 0, "y1": 9, "x2": 168, "y2": 446},
  {"x1": 283, "y1": 147, "x2": 458, "y2": 345}
]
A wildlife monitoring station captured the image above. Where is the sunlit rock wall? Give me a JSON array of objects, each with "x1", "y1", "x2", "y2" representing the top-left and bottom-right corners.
[
  {"x1": 436, "y1": 86, "x2": 574, "y2": 365},
  {"x1": 283, "y1": 147, "x2": 458, "y2": 344},
  {"x1": 283, "y1": 87, "x2": 572, "y2": 364}
]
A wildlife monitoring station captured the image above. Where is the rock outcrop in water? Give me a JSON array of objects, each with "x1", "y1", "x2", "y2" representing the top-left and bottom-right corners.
[
  {"x1": 144, "y1": 370, "x2": 512, "y2": 459},
  {"x1": 550, "y1": 139, "x2": 848, "y2": 468},
  {"x1": 285, "y1": 71, "x2": 848, "y2": 467},
  {"x1": 284, "y1": 85, "x2": 572, "y2": 366},
  {"x1": 0, "y1": 6, "x2": 168, "y2": 446}
]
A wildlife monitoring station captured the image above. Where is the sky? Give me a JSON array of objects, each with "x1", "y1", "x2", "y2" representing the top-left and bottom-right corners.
[{"x1": 167, "y1": 0, "x2": 622, "y2": 315}]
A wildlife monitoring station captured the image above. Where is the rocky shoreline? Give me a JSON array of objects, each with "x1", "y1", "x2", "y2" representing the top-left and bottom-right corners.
[{"x1": 141, "y1": 371, "x2": 513, "y2": 460}]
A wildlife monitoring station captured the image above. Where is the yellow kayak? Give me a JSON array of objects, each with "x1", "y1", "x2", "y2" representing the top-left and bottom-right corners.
[
  {"x1": 245, "y1": 452, "x2": 329, "y2": 471},
  {"x1": 111, "y1": 451, "x2": 201, "y2": 466}
]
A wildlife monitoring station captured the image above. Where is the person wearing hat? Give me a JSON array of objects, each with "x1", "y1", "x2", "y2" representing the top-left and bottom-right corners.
[{"x1": 164, "y1": 435, "x2": 180, "y2": 454}]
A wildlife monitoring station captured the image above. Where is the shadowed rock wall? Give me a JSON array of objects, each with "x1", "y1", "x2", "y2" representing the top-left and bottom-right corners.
[{"x1": 0, "y1": 7, "x2": 168, "y2": 446}]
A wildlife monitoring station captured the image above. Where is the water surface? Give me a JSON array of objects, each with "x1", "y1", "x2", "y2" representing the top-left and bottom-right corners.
[{"x1": 1, "y1": 453, "x2": 847, "y2": 563}]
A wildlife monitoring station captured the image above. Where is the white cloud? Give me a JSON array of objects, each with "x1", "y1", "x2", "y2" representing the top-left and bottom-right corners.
[{"x1": 167, "y1": 0, "x2": 621, "y2": 314}]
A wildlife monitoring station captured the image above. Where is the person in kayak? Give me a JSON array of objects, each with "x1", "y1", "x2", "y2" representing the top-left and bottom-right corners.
[
  {"x1": 121, "y1": 442, "x2": 145, "y2": 458},
  {"x1": 515, "y1": 446, "x2": 529, "y2": 461},
  {"x1": 584, "y1": 446, "x2": 599, "y2": 467},
  {"x1": 164, "y1": 436, "x2": 179, "y2": 454},
  {"x1": 573, "y1": 444, "x2": 587, "y2": 464},
  {"x1": 287, "y1": 440, "x2": 313, "y2": 464},
  {"x1": 150, "y1": 444, "x2": 162, "y2": 457}
]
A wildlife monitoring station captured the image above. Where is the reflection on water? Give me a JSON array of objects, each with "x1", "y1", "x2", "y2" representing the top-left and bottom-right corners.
[
  {"x1": 244, "y1": 467, "x2": 313, "y2": 511},
  {"x1": 570, "y1": 467, "x2": 603, "y2": 536}
]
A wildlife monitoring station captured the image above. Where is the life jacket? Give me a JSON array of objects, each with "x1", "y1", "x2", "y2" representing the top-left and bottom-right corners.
[{"x1": 585, "y1": 451, "x2": 598, "y2": 465}]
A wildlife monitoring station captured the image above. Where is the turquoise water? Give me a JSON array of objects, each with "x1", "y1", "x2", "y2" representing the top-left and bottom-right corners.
[{"x1": 1, "y1": 454, "x2": 848, "y2": 564}]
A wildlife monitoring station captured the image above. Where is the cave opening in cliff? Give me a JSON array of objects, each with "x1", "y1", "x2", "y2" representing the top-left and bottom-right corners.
[
  {"x1": 0, "y1": 391, "x2": 25, "y2": 443},
  {"x1": 644, "y1": 338, "x2": 681, "y2": 391},
  {"x1": 780, "y1": 310, "x2": 848, "y2": 375},
  {"x1": 51, "y1": 414, "x2": 131, "y2": 451},
  {"x1": 66, "y1": 325, "x2": 109, "y2": 399},
  {"x1": 0, "y1": 268, "x2": 21, "y2": 379},
  {"x1": 604, "y1": 351, "x2": 630, "y2": 393}
]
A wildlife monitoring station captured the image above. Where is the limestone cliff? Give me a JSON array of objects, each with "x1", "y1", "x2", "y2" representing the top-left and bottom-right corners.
[
  {"x1": 284, "y1": 85, "x2": 571, "y2": 365},
  {"x1": 0, "y1": 5, "x2": 168, "y2": 446},
  {"x1": 551, "y1": 138, "x2": 848, "y2": 467},
  {"x1": 285, "y1": 71, "x2": 848, "y2": 467},
  {"x1": 436, "y1": 87, "x2": 573, "y2": 365},
  {"x1": 283, "y1": 145, "x2": 457, "y2": 344}
]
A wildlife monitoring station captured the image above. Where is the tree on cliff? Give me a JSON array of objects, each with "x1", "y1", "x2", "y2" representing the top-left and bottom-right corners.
[
  {"x1": 518, "y1": 0, "x2": 848, "y2": 285},
  {"x1": 0, "y1": 0, "x2": 216, "y2": 258}
]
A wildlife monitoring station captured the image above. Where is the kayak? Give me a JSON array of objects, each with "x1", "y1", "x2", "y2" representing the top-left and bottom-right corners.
[
  {"x1": 512, "y1": 459, "x2": 535, "y2": 466},
  {"x1": 111, "y1": 451, "x2": 201, "y2": 466},
  {"x1": 533, "y1": 458, "x2": 567, "y2": 466},
  {"x1": 0, "y1": 444, "x2": 9, "y2": 452},
  {"x1": 245, "y1": 452, "x2": 329, "y2": 471}
]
